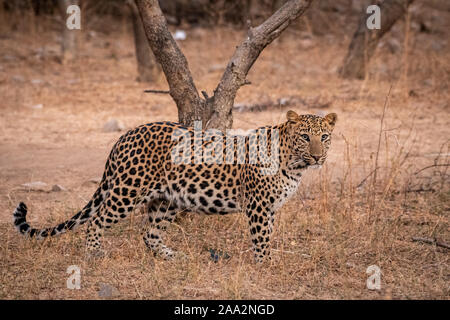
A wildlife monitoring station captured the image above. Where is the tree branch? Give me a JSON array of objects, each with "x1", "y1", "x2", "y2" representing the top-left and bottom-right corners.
[
  {"x1": 136, "y1": 0, "x2": 313, "y2": 131},
  {"x1": 135, "y1": 0, "x2": 205, "y2": 126},
  {"x1": 412, "y1": 237, "x2": 450, "y2": 250},
  {"x1": 209, "y1": 0, "x2": 313, "y2": 130}
]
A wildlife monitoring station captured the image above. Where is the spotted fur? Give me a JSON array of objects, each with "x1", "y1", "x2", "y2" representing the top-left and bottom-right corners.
[{"x1": 13, "y1": 111, "x2": 337, "y2": 262}]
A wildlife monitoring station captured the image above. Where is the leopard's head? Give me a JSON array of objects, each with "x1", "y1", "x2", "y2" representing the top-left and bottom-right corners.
[{"x1": 285, "y1": 110, "x2": 337, "y2": 169}]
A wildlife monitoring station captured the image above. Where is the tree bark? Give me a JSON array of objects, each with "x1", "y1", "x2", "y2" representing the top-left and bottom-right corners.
[
  {"x1": 128, "y1": 0, "x2": 162, "y2": 82},
  {"x1": 57, "y1": 0, "x2": 79, "y2": 63},
  {"x1": 136, "y1": 0, "x2": 205, "y2": 126},
  {"x1": 135, "y1": 0, "x2": 313, "y2": 131},
  {"x1": 338, "y1": 0, "x2": 414, "y2": 79}
]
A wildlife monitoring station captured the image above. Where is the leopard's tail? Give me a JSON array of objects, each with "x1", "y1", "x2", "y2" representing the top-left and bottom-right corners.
[{"x1": 13, "y1": 180, "x2": 108, "y2": 239}]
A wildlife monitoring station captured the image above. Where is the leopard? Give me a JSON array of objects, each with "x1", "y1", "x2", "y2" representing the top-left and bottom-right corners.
[{"x1": 13, "y1": 110, "x2": 337, "y2": 262}]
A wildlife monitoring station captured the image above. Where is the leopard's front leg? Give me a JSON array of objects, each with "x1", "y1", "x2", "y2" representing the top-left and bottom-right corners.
[{"x1": 245, "y1": 200, "x2": 274, "y2": 263}]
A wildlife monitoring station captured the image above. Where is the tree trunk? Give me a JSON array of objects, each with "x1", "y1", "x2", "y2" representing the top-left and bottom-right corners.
[
  {"x1": 338, "y1": 0, "x2": 414, "y2": 79},
  {"x1": 57, "y1": 0, "x2": 79, "y2": 63},
  {"x1": 135, "y1": 0, "x2": 313, "y2": 131},
  {"x1": 128, "y1": 0, "x2": 162, "y2": 83}
]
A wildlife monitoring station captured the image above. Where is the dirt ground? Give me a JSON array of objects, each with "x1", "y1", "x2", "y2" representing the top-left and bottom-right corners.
[{"x1": 0, "y1": 7, "x2": 449, "y2": 299}]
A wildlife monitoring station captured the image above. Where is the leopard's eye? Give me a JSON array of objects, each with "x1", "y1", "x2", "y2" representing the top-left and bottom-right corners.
[
  {"x1": 301, "y1": 134, "x2": 310, "y2": 142},
  {"x1": 321, "y1": 134, "x2": 329, "y2": 141}
]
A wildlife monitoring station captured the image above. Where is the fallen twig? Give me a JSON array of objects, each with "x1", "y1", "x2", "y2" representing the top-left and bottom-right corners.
[
  {"x1": 233, "y1": 95, "x2": 331, "y2": 113},
  {"x1": 412, "y1": 237, "x2": 450, "y2": 250},
  {"x1": 144, "y1": 89, "x2": 170, "y2": 94},
  {"x1": 414, "y1": 164, "x2": 450, "y2": 175},
  {"x1": 403, "y1": 187, "x2": 436, "y2": 193}
]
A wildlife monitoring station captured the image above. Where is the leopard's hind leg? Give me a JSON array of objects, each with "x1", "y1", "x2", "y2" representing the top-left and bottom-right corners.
[
  {"x1": 85, "y1": 187, "x2": 139, "y2": 257},
  {"x1": 142, "y1": 199, "x2": 179, "y2": 259},
  {"x1": 86, "y1": 217, "x2": 106, "y2": 257}
]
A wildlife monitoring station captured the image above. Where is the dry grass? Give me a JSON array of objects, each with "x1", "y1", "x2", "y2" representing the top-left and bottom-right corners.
[{"x1": 0, "y1": 6, "x2": 449, "y2": 299}]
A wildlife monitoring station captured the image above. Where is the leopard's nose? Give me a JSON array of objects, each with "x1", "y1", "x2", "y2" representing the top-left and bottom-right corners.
[{"x1": 311, "y1": 155, "x2": 321, "y2": 162}]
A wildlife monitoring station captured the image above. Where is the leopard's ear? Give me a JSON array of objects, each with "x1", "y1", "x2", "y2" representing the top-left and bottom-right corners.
[
  {"x1": 324, "y1": 113, "x2": 337, "y2": 128},
  {"x1": 286, "y1": 110, "x2": 299, "y2": 123}
]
